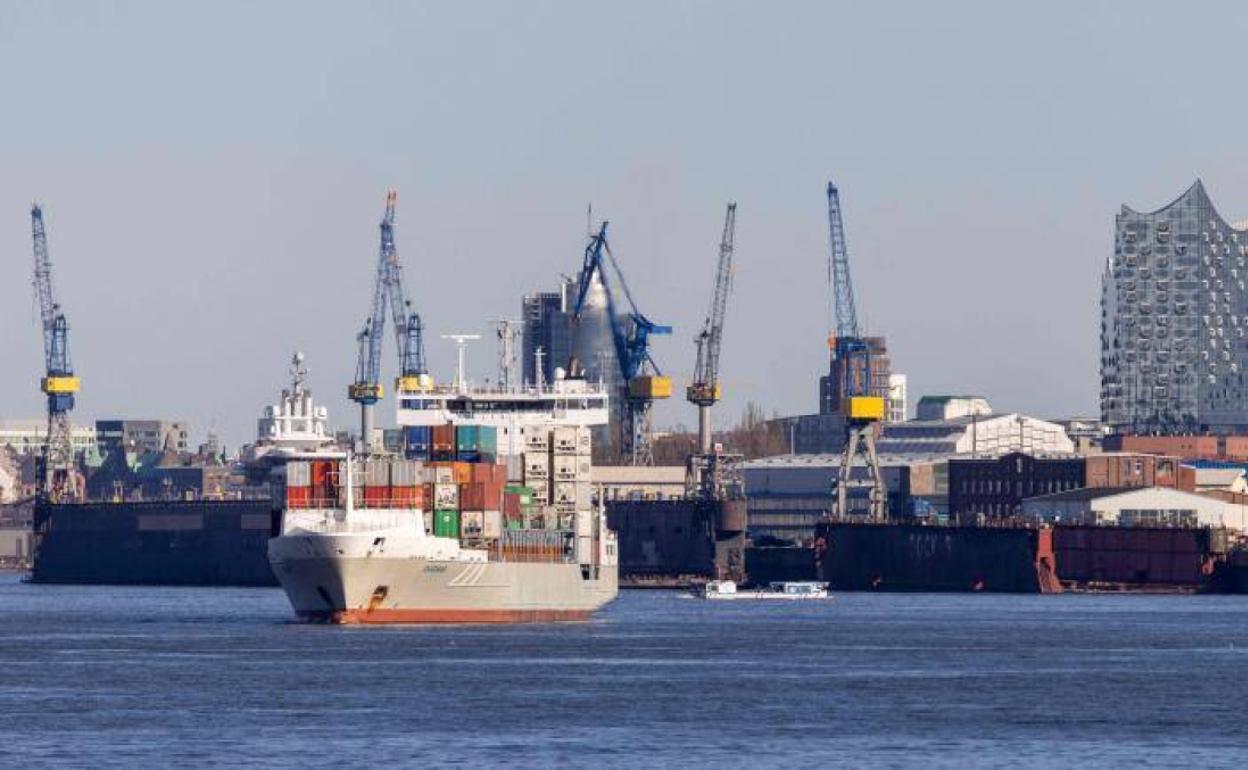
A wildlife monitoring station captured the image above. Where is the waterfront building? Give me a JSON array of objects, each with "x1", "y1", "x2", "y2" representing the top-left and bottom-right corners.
[{"x1": 1102, "y1": 180, "x2": 1248, "y2": 434}]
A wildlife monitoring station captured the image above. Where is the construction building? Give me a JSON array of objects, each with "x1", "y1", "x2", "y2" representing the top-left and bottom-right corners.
[
  {"x1": 521, "y1": 279, "x2": 578, "y2": 387},
  {"x1": 1101, "y1": 179, "x2": 1248, "y2": 434}
]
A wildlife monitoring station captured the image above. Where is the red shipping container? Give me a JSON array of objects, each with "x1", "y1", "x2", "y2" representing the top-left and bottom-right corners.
[
  {"x1": 286, "y1": 486, "x2": 311, "y2": 508},
  {"x1": 390, "y1": 485, "x2": 428, "y2": 509},
  {"x1": 432, "y1": 424, "x2": 455, "y2": 450},
  {"x1": 363, "y1": 486, "x2": 391, "y2": 508},
  {"x1": 503, "y1": 492, "x2": 521, "y2": 517}
]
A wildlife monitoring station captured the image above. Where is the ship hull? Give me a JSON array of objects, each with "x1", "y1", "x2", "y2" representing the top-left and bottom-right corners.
[
  {"x1": 269, "y1": 530, "x2": 618, "y2": 624},
  {"x1": 32, "y1": 500, "x2": 278, "y2": 586}
]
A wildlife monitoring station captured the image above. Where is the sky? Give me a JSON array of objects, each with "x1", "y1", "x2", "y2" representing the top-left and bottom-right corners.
[{"x1": 3, "y1": 1, "x2": 1248, "y2": 450}]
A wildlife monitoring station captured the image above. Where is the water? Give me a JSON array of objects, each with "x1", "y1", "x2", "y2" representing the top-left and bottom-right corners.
[{"x1": 1, "y1": 574, "x2": 1246, "y2": 767}]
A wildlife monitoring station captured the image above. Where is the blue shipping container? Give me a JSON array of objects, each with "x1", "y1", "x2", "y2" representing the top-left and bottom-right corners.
[{"x1": 404, "y1": 426, "x2": 432, "y2": 460}]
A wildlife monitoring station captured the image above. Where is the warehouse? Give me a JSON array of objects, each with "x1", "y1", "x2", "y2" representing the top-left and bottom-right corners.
[{"x1": 1021, "y1": 486, "x2": 1248, "y2": 531}]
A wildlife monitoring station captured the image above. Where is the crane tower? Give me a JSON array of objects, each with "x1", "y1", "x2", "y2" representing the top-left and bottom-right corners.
[
  {"x1": 349, "y1": 191, "x2": 428, "y2": 453},
  {"x1": 30, "y1": 205, "x2": 82, "y2": 503},
  {"x1": 686, "y1": 203, "x2": 743, "y2": 500},
  {"x1": 826, "y1": 181, "x2": 887, "y2": 521}
]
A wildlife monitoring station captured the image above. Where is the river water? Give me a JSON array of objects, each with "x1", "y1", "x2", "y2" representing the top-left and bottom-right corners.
[{"x1": 1, "y1": 574, "x2": 1246, "y2": 767}]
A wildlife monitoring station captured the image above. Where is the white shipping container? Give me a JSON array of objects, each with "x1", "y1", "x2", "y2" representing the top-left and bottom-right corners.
[
  {"x1": 461, "y1": 510, "x2": 484, "y2": 537},
  {"x1": 575, "y1": 482, "x2": 594, "y2": 510},
  {"x1": 433, "y1": 467, "x2": 455, "y2": 485},
  {"x1": 524, "y1": 428, "x2": 550, "y2": 451},
  {"x1": 553, "y1": 481, "x2": 577, "y2": 505},
  {"x1": 553, "y1": 454, "x2": 591, "y2": 480},
  {"x1": 523, "y1": 452, "x2": 550, "y2": 479},
  {"x1": 505, "y1": 453, "x2": 523, "y2": 483},
  {"x1": 573, "y1": 426, "x2": 592, "y2": 454},
  {"x1": 552, "y1": 426, "x2": 578, "y2": 455},
  {"x1": 528, "y1": 479, "x2": 550, "y2": 504},
  {"x1": 434, "y1": 483, "x2": 459, "y2": 509},
  {"x1": 391, "y1": 460, "x2": 422, "y2": 486},
  {"x1": 482, "y1": 510, "x2": 502, "y2": 539}
]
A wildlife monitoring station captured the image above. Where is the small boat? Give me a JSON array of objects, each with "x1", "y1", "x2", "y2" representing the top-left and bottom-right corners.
[{"x1": 697, "y1": 580, "x2": 830, "y2": 600}]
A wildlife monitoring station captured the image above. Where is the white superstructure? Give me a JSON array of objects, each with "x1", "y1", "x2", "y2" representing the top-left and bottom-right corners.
[
  {"x1": 396, "y1": 374, "x2": 609, "y2": 458},
  {"x1": 243, "y1": 353, "x2": 340, "y2": 465}
]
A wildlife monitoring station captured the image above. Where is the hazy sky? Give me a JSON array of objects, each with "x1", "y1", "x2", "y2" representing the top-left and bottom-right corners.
[{"x1": 4, "y1": 1, "x2": 1248, "y2": 449}]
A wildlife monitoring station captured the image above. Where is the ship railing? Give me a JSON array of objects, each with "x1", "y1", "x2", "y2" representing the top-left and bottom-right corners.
[{"x1": 282, "y1": 510, "x2": 421, "y2": 535}]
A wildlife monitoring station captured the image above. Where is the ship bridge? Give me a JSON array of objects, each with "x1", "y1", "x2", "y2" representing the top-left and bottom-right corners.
[{"x1": 396, "y1": 378, "x2": 609, "y2": 458}]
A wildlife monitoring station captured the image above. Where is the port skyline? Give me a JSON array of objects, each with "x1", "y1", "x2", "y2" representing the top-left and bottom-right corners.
[{"x1": 3, "y1": 2, "x2": 1248, "y2": 450}]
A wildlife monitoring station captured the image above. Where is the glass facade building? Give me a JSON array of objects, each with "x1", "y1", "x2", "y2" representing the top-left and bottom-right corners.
[{"x1": 1101, "y1": 180, "x2": 1248, "y2": 433}]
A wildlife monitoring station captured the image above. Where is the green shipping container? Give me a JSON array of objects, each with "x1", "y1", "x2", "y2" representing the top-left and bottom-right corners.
[
  {"x1": 505, "y1": 485, "x2": 535, "y2": 506},
  {"x1": 433, "y1": 510, "x2": 461, "y2": 539}
]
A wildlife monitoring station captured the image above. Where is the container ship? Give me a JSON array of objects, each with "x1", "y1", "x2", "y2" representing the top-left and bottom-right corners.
[{"x1": 268, "y1": 374, "x2": 618, "y2": 623}]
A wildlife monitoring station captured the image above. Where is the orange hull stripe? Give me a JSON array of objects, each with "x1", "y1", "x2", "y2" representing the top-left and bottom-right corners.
[{"x1": 302, "y1": 608, "x2": 595, "y2": 624}]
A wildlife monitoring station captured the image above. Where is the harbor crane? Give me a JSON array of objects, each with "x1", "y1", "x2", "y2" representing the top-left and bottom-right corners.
[
  {"x1": 685, "y1": 203, "x2": 744, "y2": 500},
  {"x1": 29, "y1": 204, "x2": 82, "y2": 503},
  {"x1": 572, "y1": 222, "x2": 672, "y2": 466},
  {"x1": 349, "y1": 190, "x2": 428, "y2": 453},
  {"x1": 826, "y1": 180, "x2": 886, "y2": 521}
]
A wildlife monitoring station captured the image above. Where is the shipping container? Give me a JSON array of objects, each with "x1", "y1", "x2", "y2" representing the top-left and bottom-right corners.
[
  {"x1": 431, "y1": 424, "x2": 456, "y2": 460},
  {"x1": 505, "y1": 453, "x2": 523, "y2": 483},
  {"x1": 552, "y1": 426, "x2": 578, "y2": 455},
  {"x1": 390, "y1": 459, "x2": 424, "y2": 486},
  {"x1": 553, "y1": 481, "x2": 577, "y2": 505},
  {"x1": 403, "y1": 425, "x2": 432, "y2": 459},
  {"x1": 523, "y1": 452, "x2": 550, "y2": 480},
  {"x1": 455, "y1": 425, "x2": 479, "y2": 453},
  {"x1": 524, "y1": 428, "x2": 550, "y2": 452},
  {"x1": 461, "y1": 510, "x2": 484, "y2": 538},
  {"x1": 528, "y1": 479, "x2": 550, "y2": 504},
  {"x1": 390, "y1": 485, "x2": 426, "y2": 509},
  {"x1": 432, "y1": 510, "x2": 460, "y2": 539},
  {"x1": 431, "y1": 466, "x2": 455, "y2": 486},
  {"x1": 429, "y1": 461, "x2": 473, "y2": 485},
  {"x1": 433, "y1": 483, "x2": 459, "y2": 509},
  {"x1": 363, "y1": 486, "x2": 391, "y2": 508},
  {"x1": 553, "y1": 454, "x2": 592, "y2": 481}
]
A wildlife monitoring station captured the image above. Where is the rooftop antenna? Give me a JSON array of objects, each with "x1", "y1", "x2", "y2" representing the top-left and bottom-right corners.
[
  {"x1": 290, "y1": 351, "x2": 307, "y2": 394},
  {"x1": 442, "y1": 334, "x2": 481, "y2": 393}
]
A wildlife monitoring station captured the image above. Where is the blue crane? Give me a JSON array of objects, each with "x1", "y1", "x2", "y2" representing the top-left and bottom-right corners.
[
  {"x1": 572, "y1": 221, "x2": 672, "y2": 464},
  {"x1": 349, "y1": 191, "x2": 428, "y2": 452},
  {"x1": 30, "y1": 204, "x2": 81, "y2": 502},
  {"x1": 825, "y1": 180, "x2": 886, "y2": 520}
]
